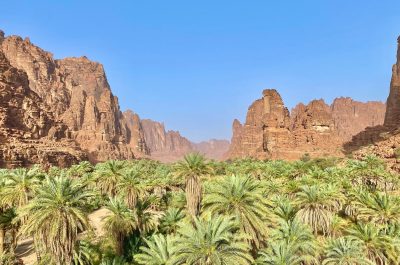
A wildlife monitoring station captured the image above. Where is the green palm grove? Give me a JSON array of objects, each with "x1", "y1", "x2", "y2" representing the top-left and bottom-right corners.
[{"x1": 0, "y1": 153, "x2": 399, "y2": 264}]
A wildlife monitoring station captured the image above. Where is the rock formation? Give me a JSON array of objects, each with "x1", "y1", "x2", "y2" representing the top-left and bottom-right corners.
[
  {"x1": 0, "y1": 40, "x2": 86, "y2": 168},
  {"x1": 140, "y1": 119, "x2": 194, "y2": 162},
  {"x1": 0, "y1": 29, "x2": 231, "y2": 165},
  {"x1": 331, "y1": 98, "x2": 386, "y2": 142},
  {"x1": 226, "y1": 89, "x2": 386, "y2": 160},
  {"x1": 1, "y1": 32, "x2": 146, "y2": 162},
  {"x1": 123, "y1": 110, "x2": 149, "y2": 155},
  {"x1": 192, "y1": 139, "x2": 230, "y2": 160},
  {"x1": 384, "y1": 36, "x2": 400, "y2": 128},
  {"x1": 348, "y1": 36, "x2": 400, "y2": 171},
  {"x1": 139, "y1": 119, "x2": 230, "y2": 162}
]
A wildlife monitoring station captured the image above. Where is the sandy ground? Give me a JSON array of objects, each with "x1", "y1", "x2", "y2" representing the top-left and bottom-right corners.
[{"x1": 15, "y1": 208, "x2": 111, "y2": 265}]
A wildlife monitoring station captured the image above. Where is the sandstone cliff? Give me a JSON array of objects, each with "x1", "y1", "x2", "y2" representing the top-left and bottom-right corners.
[
  {"x1": 1, "y1": 31, "x2": 145, "y2": 162},
  {"x1": 226, "y1": 89, "x2": 386, "y2": 160},
  {"x1": 0, "y1": 31, "x2": 87, "y2": 168},
  {"x1": 348, "y1": 37, "x2": 400, "y2": 171},
  {"x1": 192, "y1": 139, "x2": 230, "y2": 160},
  {"x1": 140, "y1": 119, "x2": 194, "y2": 162}
]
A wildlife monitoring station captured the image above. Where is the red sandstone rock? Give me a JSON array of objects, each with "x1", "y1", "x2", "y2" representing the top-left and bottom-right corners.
[
  {"x1": 0, "y1": 48, "x2": 86, "y2": 168},
  {"x1": 140, "y1": 119, "x2": 193, "y2": 162},
  {"x1": 350, "y1": 37, "x2": 400, "y2": 171},
  {"x1": 1, "y1": 33, "x2": 143, "y2": 162},
  {"x1": 192, "y1": 139, "x2": 230, "y2": 160},
  {"x1": 226, "y1": 89, "x2": 385, "y2": 160}
]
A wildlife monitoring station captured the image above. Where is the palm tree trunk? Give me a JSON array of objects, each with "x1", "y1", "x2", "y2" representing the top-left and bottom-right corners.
[
  {"x1": 186, "y1": 175, "x2": 202, "y2": 217},
  {"x1": 0, "y1": 228, "x2": 4, "y2": 253},
  {"x1": 116, "y1": 232, "x2": 125, "y2": 256}
]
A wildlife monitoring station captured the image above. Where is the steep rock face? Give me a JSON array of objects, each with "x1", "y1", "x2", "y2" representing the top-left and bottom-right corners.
[
  {"x1": 384, "y1": 36, "x2": 400, "y2": 128},
  {"x1": 141, "y1": 119, "x2": 193, "y2": 162},
  {"x1": 331, "y1": 98, "x2": 386, "y2": 142},
  {"x1": 0, "y1": 46, "x2": 86, "y2": 168},
  {"x1": 226, "y1": 89, "x2": 385, "y2": 160},
  {"x1": 123, "y1": 110, "x2": 149, "y2": 155},
  {"x1": 1, "y1": 33, "x2": 144, "y2": 162},
  {"x1": 193, "y1": 139, "x2": 230, "y2": 160},
  {"x1": 348, "y1": 37, "x2": 400, "y2": 171}
]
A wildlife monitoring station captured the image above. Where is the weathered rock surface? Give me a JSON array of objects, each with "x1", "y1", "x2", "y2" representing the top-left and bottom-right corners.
[
  {"x1": 1, "y1": 32, "x2": 144, "y2": 162},
  {"x1": 226, "y1": 89, "x2": 386, "y2": 160},
  {"x1": 331, "y1": 98, "x2": 386, "y2": 142},
  {"x1": 384, "y1": 36, "x2": 400, "y2": 128},
  {"x1": 348, "y1": 37, "x2": 400, "y2": 171},
  {"x1": 123, "y1": 110, "x2": 150, "y2": 155},
  {"x1": 140, "y1": 119, "x2": 194, "y2": 162},
  {"x1": 0, "y1": 46, "x2": 86, "y2": 168},
  {"x1": 192, "y1": 139, "x2": 230, "y2": 160}
]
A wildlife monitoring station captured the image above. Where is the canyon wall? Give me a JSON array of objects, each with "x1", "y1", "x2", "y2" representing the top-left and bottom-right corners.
[
  {"x1": 0, "y1": 31, "x2": 87, "y2": 168},
  {"x1": 226, "y1": 89, "x2": 386, "y2": 160},
  {"x1": 349, "y1": 36, "x2": 400, "y2": 171},
  {"x1": 1, "y1": 33, "x2": 144, "y2": 162},
  {"x1": 0, "y1": 30, "x2": 229, "y2": 165}
]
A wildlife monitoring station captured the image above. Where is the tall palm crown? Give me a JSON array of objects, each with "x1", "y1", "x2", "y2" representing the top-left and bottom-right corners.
[
  {"x1": 134, "y1": 234, "x2": 174, "y2": 265},
  {"x1": 95, "y1": 160, "x2": 127, "y2": 197},
  {"x1": 346, "y1": 222, "x2": 391, "y2": 264},
  {"x1": 256, "y1": 241, "x2": 313, "y2": 265},
  {"x1": 203, "y1": 174, "x2": 270, "y2": 249},
  {"x1": 174, "y1": 153, "x2": 212, "y2": 217},
  {"x1": 116, "y1": 169, "x2": 145, "y2": 209},
  {"x1": 322, "y1": 237, "x2": 373, "y2": 265},
  {"x1": 0, "y1": 167, "x2": 43, "y2": 208},
  {"x1": 103, "y1": 197, "x2": 137, "y2": 256},
  {"x1": 171, "y1": 215, "x2": 253, "y2": 265},
  {"x1": 356, "y1": 192, "x2": 400, "y2": 225},
  {"x1": 19, "y1": 176, "x2": 94, "y2": 265},
  {"x1": 295, "y1": 184, "x2": 344, "y2": 235}
]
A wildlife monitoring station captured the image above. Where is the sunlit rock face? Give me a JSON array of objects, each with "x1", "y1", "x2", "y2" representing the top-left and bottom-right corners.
[
  {"x1": 226, "y1": 89, "x2": 385, "y2": 160},
  {"x1": 349, "y1": 36, "x2": 400, "y2": 172},
  {"x1": 0, "y1": 43, "x2": 87, "y2": 168},
  {"x1": 384, "y1": 36, "x2": 400, "y2": 128},
  {"x1": 1, "y1": 32, "x2": 147, "y2": 163}
]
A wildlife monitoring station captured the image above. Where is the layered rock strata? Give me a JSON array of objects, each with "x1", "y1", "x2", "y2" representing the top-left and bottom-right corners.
[
  {"x1": 0, "y1": 39, "x2": 86, "y2": 168},
  {"x1": 1, "y1": 32, "x2": 145, "y2": 162},
  {"x1": 226, "y1": 89, "x2": 385, "y2": 160},
  {"x1": 348, "y1": 37, "x2": 400, "y2": 171}
]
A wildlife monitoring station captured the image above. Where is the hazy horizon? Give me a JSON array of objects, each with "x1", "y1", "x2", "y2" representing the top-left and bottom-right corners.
[{"x1": 1, "y1": 1, "x2": 399, "y2": 142}]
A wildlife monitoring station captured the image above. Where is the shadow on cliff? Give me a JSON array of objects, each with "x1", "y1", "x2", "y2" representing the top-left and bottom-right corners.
[{"x1": 343, "y1": 125, "x2": 396, "y2": 154}]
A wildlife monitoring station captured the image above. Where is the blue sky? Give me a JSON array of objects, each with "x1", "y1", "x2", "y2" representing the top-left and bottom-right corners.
[{"x1": 1, "y1": 1, "x2": 399, "y2": 142}]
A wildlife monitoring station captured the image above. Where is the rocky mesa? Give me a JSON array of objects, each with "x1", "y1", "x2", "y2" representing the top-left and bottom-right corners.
[
  {"x1": 225, "y1": 89, "x2": 386, "y2": 160},
  {"x1": 0, "y1": 30, "x2": 228, "y2": 166}
]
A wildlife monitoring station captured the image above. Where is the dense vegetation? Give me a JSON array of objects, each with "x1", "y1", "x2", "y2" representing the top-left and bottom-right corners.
[{"x1": 0, "y1": 153, "x2": 399, "y2": 264}]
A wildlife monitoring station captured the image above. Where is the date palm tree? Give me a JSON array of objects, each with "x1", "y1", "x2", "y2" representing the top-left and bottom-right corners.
[
  {"x1": 174, "y1": 153, "x2": 212, "y2": 217},
  {"x1": 256, "y1": 241, "x2": 315, "y2": 265},
  {"x1": 19, "y1": 176, "x2": 94, "y2": 265},
  {"x1": 356, "y1": 192, "x2": 400, "y2": 225},
  {"x1": 103, "y1": 197, "x2": 136, "y2": 256},
  {"x1": 346, "y1": 222, "x2": 391, "y2": 264},
  {"x1": 0, "y1": 167, "x2": 43, "y2": 208},
  {"x1": 322, "y1": 237, "x2": 373, "y2": 265},
  {"x1": 134, "y1": 196, "x2": 163, "y2": 235},
  {"x1": 134, "y1": 234, "x2": 174, "y2": 265},
  {"x1": 95, "y1": 160, "x2": 127, "y2": 197},
  {"x1": 203, "y1": 174, "x2": 270, "y2": 249},
  {"x1": 160, "y1": 208, "x2": 185, "y2": 234},
  {"x1": 295, "y1": 184, "x2": 344, "y2": 235},
  {"x1": 171, "y1": 215, "x2": 253, "y2": 265},
  {"x1": 270, "y1": 219, "x2": 317, "y2": 258},
  {"x1": 116, "y1": 169, "x2": 145, "y2": 209},
  {"x1": 271, "y1": 195, "x2": 297, "y2": 222}
]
